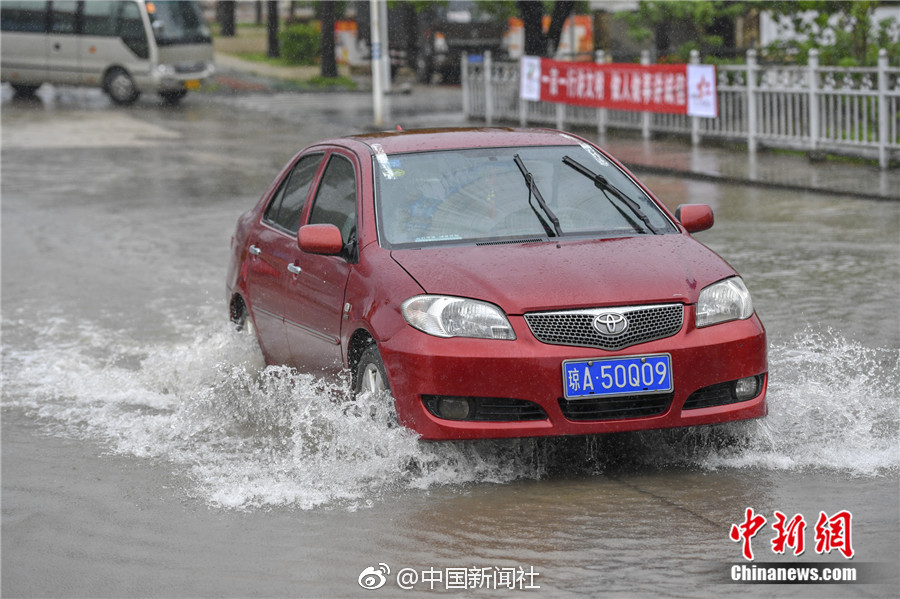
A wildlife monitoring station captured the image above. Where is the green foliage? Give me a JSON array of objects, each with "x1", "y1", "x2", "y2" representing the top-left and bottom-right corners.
[
  {"x1": 279, "y1": 22, "x2": 320, "y2": 65},
  {"x1": 764, "y1": 1, "x2": 899, "y2": 66},
  {"x1": 617, "y1": 1, "x2": 754, "y2": 61}
]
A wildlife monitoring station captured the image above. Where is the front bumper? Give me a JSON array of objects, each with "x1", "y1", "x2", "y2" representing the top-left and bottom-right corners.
[
  {"x1": 149, "y1": 61, "x2": 215, "y2": 92},
  {"x1": 378, "y1": 306, "x2": 767, "y2": 440}
]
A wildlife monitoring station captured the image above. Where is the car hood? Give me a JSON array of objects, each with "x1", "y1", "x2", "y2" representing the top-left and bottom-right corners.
[{"x1": 390, "y1": 235, "x2": 737, "y2": 314}]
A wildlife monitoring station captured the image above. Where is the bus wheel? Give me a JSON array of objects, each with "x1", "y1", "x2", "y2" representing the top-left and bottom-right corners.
[
  {"x1": 105, "y1": 68, "x2": 140, "y2": 105},
  {"x1": 159, "y1": 90, "x2": 188, "y2": 105}
]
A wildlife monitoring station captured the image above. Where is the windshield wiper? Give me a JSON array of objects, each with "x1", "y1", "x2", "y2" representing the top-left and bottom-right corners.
[
  {"x1": 562, "y1": 155, "x2": 662, "y2": 235},
  {"x1": 514, "y1": 154, "x2": 562, "y2": 237}
]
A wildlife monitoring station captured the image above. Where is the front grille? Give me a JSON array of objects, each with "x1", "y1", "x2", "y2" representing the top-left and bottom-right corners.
[
  {"x1": 525, "y1": 304, "x2": 683, "y2": 351},
  {"x1": 175, "y1": 61, "x2": 207, "y2": 74},
  {"x1": 559, "y1": 393, "x2": 673, "y2": 421}
]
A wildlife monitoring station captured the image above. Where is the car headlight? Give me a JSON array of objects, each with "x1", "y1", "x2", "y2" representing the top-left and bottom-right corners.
[
  {"x1": 402, "y1": 295, "x2": 516, "y2": 340},
  {"x1": 696, "y1": 277, "x2": 754, "y2": 328}
]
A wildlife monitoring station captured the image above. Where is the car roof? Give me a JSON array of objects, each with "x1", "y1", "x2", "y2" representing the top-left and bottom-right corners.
[{"x1": 341, "y1": 127, "x2": 584, "y2": 155}]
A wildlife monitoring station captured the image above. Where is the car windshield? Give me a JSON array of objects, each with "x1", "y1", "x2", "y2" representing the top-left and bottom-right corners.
[{"x1": 374, "y1": 144, "x2": 676, "y2": 248}]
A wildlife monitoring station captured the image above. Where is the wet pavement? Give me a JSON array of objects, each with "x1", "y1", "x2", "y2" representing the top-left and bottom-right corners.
[{"x1": 2, "y1": 67, "x2": 898, "y2": 598}]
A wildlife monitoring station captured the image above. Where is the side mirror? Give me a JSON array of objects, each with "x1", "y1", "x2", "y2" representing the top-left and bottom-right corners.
[
  {"x1": 298, "y1": 223, "x2": 344, "y2": 255},
  {"x1": 675, "y1": 203, "x2": 714, "y2": 233}
]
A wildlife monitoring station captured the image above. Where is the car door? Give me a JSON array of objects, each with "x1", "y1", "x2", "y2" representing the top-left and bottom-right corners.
[
  {"x1": 283, "y1": 150, "x2": 358, "y2": 376},
  {"x1": 245, "y1": 152, "x2": 324, "y2": 365}
]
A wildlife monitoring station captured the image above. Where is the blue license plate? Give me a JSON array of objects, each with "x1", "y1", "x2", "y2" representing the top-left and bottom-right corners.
[{"x1": 562, "y1": 354, "x2": 673, "y2": 399}]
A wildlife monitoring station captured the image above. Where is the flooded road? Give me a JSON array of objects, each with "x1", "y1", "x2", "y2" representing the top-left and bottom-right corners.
[{"x1": 2, "y1": 87, "x2": 898, "y2": 598}]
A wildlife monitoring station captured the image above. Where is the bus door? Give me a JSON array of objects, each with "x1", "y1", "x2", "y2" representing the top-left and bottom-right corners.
[{"x1": 46, "y1": 0, "x2": 80, "y2": 86}]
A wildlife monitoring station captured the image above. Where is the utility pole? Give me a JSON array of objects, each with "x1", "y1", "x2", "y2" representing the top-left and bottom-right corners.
[{"x1": 370, "y1": 0, "x2": 384, "y2": 127}]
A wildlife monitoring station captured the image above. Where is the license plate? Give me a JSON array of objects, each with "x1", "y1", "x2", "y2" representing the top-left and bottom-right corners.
[
  {"x1": 184, "y1": 79, "x2": 201, "y2": 90},
  {"x1": 562, "y1": 354, "x2": 673, "y2": 399}
]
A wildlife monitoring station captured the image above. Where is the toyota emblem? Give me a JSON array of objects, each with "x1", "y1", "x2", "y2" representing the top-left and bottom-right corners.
[{"x1": 593, "y1": 312, "x2": 628, "y2": 336}]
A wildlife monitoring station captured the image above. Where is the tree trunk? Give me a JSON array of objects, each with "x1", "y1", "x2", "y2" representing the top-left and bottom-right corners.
[
  {"x1": 320, "y1": 0, "x2": 338, "y2": 78},
  {"x1": 517, "y1": 0, "x2": 546, "y2": 57},
  {"x1": 545, "y1": 1, "x2": 575, "y2": 57},
  {"x1": 217, "y1": 1, "x2": 235, "y2": 37},
  {"x1": 267, "y1": 1, "x2": 279, "y2": 58}
]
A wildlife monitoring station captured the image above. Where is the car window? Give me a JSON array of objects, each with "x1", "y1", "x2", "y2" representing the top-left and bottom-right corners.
[
  {"x1": 308, "y1": 154, "x2": 358, "y2": 245},
  {"x1": 374, "y1": 145, "x2": 676, "y2": 248},
  {"x1": 264, "y1": 153, "x2": 322, "y2": 233}
]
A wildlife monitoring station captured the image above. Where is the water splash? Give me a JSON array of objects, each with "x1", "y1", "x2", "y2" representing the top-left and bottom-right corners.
[{"x1": 3, "y1": 319, "x2": 897, "y2": 510}]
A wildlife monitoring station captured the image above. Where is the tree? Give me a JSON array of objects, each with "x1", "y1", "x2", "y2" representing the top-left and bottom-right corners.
[
  {"x1": 765, "y1": 0, "x2": 899, "y2": 66},
  {"x1": 217, "y1": 1, "x2": 235, "y2": 37},
  {"x1": 319, "y1": 0, "x2": 338, "y2": 78},
  {"x1": 619, "y1": 1, "x2": 754, "y2": 62},
  {"x1": 267, "y1": 0, "x2": 279, "y2": 58},
  {"x1": 516, "y1": 0, "x2": 576, "y2": 57}
]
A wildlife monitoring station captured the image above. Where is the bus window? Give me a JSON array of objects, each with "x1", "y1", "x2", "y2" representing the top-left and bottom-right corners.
[
  {"x1": 82, "y1": 1, "x2": 119, "y2": 37},
  {"x1": 118, "y1": 1, "x2": 149, "y2": 59},
  {"x1": 49, "y1": 1, "x2": 77, "y2": 34},
  {"x1": 1, "y1": 1, "x2": 48, "y2": 33}
]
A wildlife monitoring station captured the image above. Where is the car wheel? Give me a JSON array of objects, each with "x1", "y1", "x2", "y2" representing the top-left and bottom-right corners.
[
  {"x1": 232, "y1": 300, "x2": 256, "y2": 337},
  {"x1": 159, "y1": 90, "x2": 188, "y2": 105},
  {"x1": 105, "y1": 68, "x2": 140, "y2": 105},
  {"x1": 355, "y1": 344, "x2": 390, "y2": 396}
]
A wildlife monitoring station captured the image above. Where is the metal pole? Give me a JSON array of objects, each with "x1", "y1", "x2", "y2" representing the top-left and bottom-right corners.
[
  {"x1": 595, "y1": 49, "x2": 607, "y2": 139},
  {"x1": 370, "y1": 0, "x2": 384, "y2": 127},
  {"x1": 484, "y1": 50, "x2": 493, "y2": 126},
  {"x1": 690, "y1": 49, "x2": 700, "y2": 146},
  {"x1": 379, "y1": 0, "x2": 391, "y2": 93},
  {"x1": 462, "y1": 51, "x2": 470, "y2": 119},
  {"x1": 641, "y1": 49, "x2": 650, "y2": 140},
  {"x1": 747, "y1": 49, "x2": 757, "y2": 154},
  {"x1": 877, "y1": 48, "x2": 888, "y2": 169},
  {"x1": 808, "y1": 48, "x2": 819, "y2": 153}
]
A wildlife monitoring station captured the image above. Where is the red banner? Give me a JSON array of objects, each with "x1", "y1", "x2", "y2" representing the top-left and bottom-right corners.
[{"x1": 520, "y1": 57, "x2": 718, "y2": 118}]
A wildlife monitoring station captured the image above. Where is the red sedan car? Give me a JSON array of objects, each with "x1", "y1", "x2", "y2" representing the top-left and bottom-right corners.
[{"x1": 226, "y1": 128, "x2": 767, "y2": 440}]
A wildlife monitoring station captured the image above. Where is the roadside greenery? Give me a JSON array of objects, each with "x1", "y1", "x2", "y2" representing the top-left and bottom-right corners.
[
  {"x1": 764, "y1": 1, "x2": 900, "y2": 66},
  {"x1": 279, "y1": 22, "x2": 320, "y2": 65},
  {"x1": 618, "y1": 0, "x2": 899, "y2": 66}
]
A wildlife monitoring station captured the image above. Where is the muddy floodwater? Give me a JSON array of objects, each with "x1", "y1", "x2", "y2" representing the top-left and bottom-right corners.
[{"x1": 2, "y1": 87, "x2": 898, "y2": 598}]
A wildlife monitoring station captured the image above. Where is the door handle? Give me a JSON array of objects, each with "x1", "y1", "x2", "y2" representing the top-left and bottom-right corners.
[
  {"x1": 248, "y1": 244, "x2": 261, "y2": 256},
  {"x1": 287, "y1": 263, "x2": 302, "y2": 275}
]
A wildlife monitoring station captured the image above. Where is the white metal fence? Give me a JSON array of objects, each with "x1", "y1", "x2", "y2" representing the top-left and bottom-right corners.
[{"x1": 462, "y1": 49, "x2": 900, "y2": 169}]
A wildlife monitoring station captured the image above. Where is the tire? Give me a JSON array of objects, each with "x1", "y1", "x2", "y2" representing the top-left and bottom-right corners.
[
  {"x1": 354, "y1": 344, "x2": 390, "y2": 396},
  {"x1": 105, "y1": 68, "x2": 140, "y2": 105},
  {"x1": 231, "y1": 299, "x2": 255, "y2": 336},
  {"x1": 159, "y1": 90, "x2": 188, "y2": 105},
  {"x1": 11, "y1": 83, "x2": 41, "y2": 95}
]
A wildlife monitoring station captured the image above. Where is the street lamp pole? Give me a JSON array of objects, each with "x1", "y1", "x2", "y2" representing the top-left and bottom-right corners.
[{"x1": 370, "y1": 0, "x2": 385, "y2": 127}]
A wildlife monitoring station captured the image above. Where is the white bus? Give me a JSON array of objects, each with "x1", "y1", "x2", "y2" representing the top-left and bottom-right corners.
[{"x1": 1, "y1": 0, "x2": 214, "y2": 104}]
